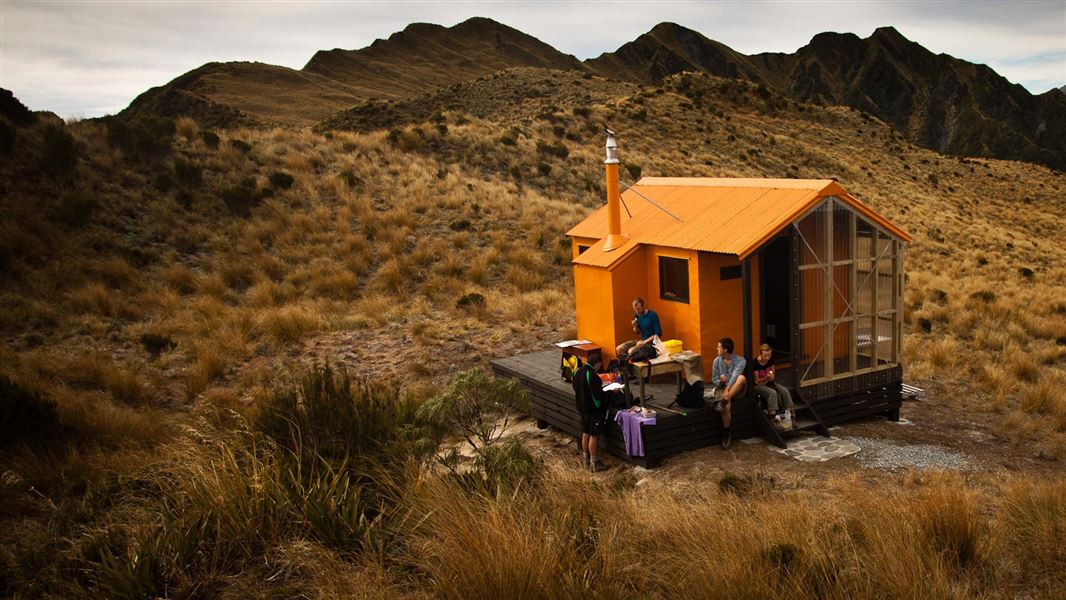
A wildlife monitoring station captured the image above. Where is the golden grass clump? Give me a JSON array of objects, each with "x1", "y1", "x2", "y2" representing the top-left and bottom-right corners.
[
  {"x1": 998, "y1": 478, "x2": 1066, "y2": 583},
  {"x1": 67, "y1": 282, "x2": 117, "y2": 317},
  {"x1": 175, "y1": 116, "x2": 199, "y2": 141},
  {"x1": 186, "y1": 342, "x2": 231, "y2": 395},
  {"x1": 162, "y1": 262, "x2": 197, "y2": 294},
  {"x1": 309, "y1": 266, "x2": 360, "y2": 300},
  {"x1": 1019, "y1": 375, "x2": 1066, "y2": 429},
  {"x1": 255, "y1": 304, "x2": 323, "y2": 346}
]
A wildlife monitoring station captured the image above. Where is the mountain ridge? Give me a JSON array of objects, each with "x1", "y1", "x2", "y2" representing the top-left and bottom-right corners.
[{"x1": 118, "y1": 17, "x2": 1066, "y2": 170}]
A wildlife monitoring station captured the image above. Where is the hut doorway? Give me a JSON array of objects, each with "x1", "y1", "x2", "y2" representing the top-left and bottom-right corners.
[{"x1": 759, "y1": 234, "x2": 792, "y2": 356}]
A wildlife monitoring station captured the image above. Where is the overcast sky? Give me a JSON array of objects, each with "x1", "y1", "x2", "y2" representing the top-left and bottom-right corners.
[{"x1": 2, "y1": 0, "x2": 1064, "y2": 119}]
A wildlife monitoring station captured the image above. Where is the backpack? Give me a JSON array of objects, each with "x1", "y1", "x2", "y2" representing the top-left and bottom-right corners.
[
  {"x1": 627, "y1": 344, "x2": 658, "y2": 363},
  {"x1": 561, "y1": 355, "x2": 581, "y2": 382},
  {"x1": 675, "y1": 381, "x2": 705, "y2": 409}
]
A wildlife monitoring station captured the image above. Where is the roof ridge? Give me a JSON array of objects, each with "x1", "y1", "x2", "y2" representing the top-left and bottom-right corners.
[{"x1": 635, "y1": 177, "x2": 835, "y2": 190}]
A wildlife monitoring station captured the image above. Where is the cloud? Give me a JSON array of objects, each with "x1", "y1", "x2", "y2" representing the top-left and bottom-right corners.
[{"x1": 1, "y1": 0, "x2": 1062, "y2": 118}]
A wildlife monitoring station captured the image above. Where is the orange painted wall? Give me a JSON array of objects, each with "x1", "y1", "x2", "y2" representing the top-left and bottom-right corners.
[
  {"x1": 574, "y1": 244, "x2": 765, "y2": 373},
  {"x1": 697, "y1": 252, "x2": 762, "y2": 379},
  {"x1": 644, "y1": 248, "x2": 701, "y2": 356},
  {"x1": 609, "y1": 247, "x2": 649, "y2": 358},
  {"x1": 574, "y1": 264, "x2": 616, "y2": 354},
  {"x1": 573, "y1": 246, "x2": 648, "y2": 361}
]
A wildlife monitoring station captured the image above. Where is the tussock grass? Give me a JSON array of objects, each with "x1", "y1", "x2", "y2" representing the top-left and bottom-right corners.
[
  {"x1": 67, "y1": 282, "x2": 118, "y2": 317},
  {"x1": 255, "y1": 304, "x2": 322, "y2": 346}
]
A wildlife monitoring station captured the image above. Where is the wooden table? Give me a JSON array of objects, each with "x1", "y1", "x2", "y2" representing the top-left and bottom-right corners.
[
  {"x1": 627, "y1": 358, "x2": 684, "y2": 405},
  {"x1": 561, "y1": 343, "x2": 602, "y2": 367}
]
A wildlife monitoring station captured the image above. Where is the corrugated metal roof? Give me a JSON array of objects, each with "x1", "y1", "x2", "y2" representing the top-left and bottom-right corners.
[
  {"x1": 572, "y1": 236, "x2": 641, "y2": 268},
  {"x1": 566, "y1": 178, "x2": 910, "y2": 262}
]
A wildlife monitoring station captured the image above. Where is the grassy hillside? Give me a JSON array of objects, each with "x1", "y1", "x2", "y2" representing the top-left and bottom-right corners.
[{"x1": 1, "y1": 71, "x2": 1064, "y2": 597}]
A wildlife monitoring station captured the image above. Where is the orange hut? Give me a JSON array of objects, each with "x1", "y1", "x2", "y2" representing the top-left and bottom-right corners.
[{"x1": 568, "y1": 133, "x2": 911, "y2": 405}]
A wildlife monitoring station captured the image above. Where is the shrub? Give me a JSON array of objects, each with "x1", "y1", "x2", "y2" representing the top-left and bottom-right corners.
[
  {"x1": 625, "y1": 163, "x2": 642, "y2": 180},
  {"x1": 228, "y1": 139, "x2": 252, "y2": 153},
  {"x1": 268, "y1": 171, "x2": 295, "y2": 189},
  {"x1": 200, "y1": 130, "x2": 220, "y2": 149},
  {"x1": 573, "y1": 106, "x2": 591, "y2": 118},
  {"x1": 104, "y1": 115, "x2": 174, "y2": 162},
  {"x1": 340, "y1": 170, "x2": 362, "y2": 188},
  {"x1": 536, "y1": 140, "x2": 569, "y2": 159},
  {"x1": 1018, "y1": 267, "x2": 1034, "y2": 279},
  {"x1": 255, "y1": 363, "x2": 434, "y2": 469},
  {"x1": 456, "y1": 292, "x2": 486, "y2": 309},
  {"x1": 917, "y1": 317, "x2": 932, "y2": 333},
  {"x1": 474, "y1": 437, "x2": 542, "y2": 496},
  {"x1": 418, "y1": 370, "x2": 528, "y2": 451},
  {"x1": 56, "y1": 190, "x2": 98, "y2": 228},
  {"x1": 0, "y1": 376, "x2": 61, "y2": 448},
  {"x1": 537, "y1": 162, "x2": 551, "y2": 176},
  {"x1": 41, "y1": 123, "x2": 78, "y2": 177},
  {"x1": 221, "y1": 179, "x2": 258, "y2": 217},
  {"x1": 153, "y1": 171, "x2": 173, "y2": 192},
  {"x1": 139, "y1": 333, "x2": 177, "y2": 358},
  {"x1": 173, "y1": 156, "x2": 202, "y2": 187}
]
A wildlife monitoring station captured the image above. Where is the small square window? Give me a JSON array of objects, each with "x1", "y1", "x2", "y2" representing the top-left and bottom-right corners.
[
  {"x1": 720, "y1": 265, "x2": 741, "y2": 280},
  {"x1": 659, "y1": 256, "x2": 689, "y2": 303}
]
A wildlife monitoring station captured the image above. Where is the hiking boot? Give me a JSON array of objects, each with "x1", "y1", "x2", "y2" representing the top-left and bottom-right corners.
[
  {"x1": 720, "y1": 431, "x2": 733, "y2": 451},
  {"x1": 590, "y1": 458, "x2": 606, "y2": 473},
  {"x1": 582, "y1": 452, "x2": 591, "y2": 469},
  {"x1": 713, "y1": 400, "x2": 725, "y2": 413}
]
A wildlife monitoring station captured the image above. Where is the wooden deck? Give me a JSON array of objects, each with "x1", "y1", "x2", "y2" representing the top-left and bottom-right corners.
[
  {"x1": 491, "y1": 349, "x2": 905, "y2": 466},
  {"x1": 490, "y1": 350, "x2": 757, "y2": 466}
]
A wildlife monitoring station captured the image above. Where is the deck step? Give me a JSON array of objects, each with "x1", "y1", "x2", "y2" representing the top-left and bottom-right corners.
[{"x1": 901, "y1": 383, "x2": 926, "y2": 400}]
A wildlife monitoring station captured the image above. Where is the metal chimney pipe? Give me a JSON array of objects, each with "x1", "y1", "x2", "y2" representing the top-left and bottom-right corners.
[{"x1": 603, "y1": 129, "x2": 627, "y2": 252}]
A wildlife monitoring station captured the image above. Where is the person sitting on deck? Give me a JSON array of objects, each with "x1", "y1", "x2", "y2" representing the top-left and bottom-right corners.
[
  {"x1": 711, "y1": 337, "x2": 746, "y2": 451},
  {"x1": 752, "y1": 342, "x2": 794, "y2": 420},
  {"x1": 615, "y1": 298, "x2": 662, "y2": 360},
  {"x1": 573, "y1": 355, "x2": 611, "y2": 472}
]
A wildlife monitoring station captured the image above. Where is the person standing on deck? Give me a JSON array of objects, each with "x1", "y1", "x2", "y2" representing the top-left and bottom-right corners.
[
  {"x1": 615, "y1": 298, "x2": 662, "y2": 360},
  {"x1": 573, "y1": 356, "x2": 610, "y2": 472},
  {"x1": 711, "y1": 337, "x2": 747, "y2": 450}
]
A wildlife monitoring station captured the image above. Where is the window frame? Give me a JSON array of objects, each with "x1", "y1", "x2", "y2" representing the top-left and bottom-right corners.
[{"x1": 658, "y1": 255, "x2": 691, "y2": 304}]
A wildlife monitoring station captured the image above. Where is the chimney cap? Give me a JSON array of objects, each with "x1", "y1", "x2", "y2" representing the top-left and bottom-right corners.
[{"x1": 605, "y1": 127, "x2": 619, "y2": 164}]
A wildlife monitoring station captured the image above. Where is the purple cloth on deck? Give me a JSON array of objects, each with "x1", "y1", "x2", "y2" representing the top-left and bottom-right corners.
[{"x1": 614, "y1": 410, "x2": 657, "y2": 457}]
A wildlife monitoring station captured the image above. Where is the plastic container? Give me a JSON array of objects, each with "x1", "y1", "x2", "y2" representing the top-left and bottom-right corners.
[{"x1": 663, "y1": 339, "x2": 683, "y2": 355}]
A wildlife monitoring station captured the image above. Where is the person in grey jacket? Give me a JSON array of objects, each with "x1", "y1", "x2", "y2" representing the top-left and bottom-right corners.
[{"x1": 711, "y1": 337, "x2": 746, "y2": 450}]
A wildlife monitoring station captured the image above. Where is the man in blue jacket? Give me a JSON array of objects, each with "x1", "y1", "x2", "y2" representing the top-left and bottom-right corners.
[
  {"x1": 711, "y1": 337, "x2": 747, "y2": 450},
  {"x1": 615, "y1": 298, "x2": 662, "y2": 360}
]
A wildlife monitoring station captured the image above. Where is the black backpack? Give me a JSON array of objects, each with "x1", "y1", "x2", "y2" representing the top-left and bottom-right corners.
[
  {"x1": 675, "y1": 381, "x2": 705, "y2": 409},
  {"x1": 627, "y1": 344, "x2": 658, "y2": 363}
]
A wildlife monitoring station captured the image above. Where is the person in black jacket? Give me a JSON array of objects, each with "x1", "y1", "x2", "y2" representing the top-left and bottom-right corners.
[{"x1": 573, "y1": 356, "x2": 610, "y2": 472}]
